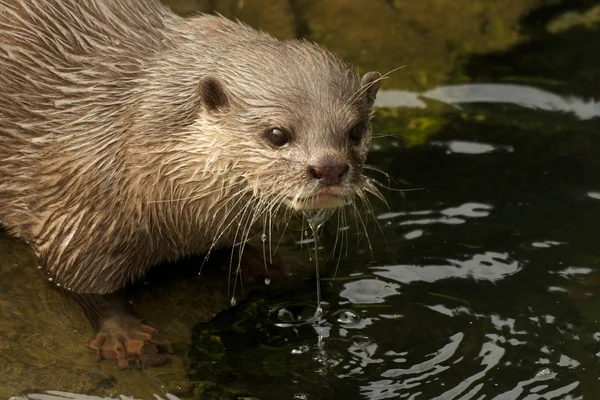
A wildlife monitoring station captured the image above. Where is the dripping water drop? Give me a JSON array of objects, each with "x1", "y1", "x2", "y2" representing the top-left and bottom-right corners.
[{"x1": 334, "y1": 309, "x2": 360, "y2": 325}]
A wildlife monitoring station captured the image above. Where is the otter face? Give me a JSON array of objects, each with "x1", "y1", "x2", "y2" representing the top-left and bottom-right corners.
[
  {"x1": 195, "y1": 59, "x2": 381, "y2": 215},
  {"x1": 253, "y1": 71, "x2": 382, "y2": 212}
]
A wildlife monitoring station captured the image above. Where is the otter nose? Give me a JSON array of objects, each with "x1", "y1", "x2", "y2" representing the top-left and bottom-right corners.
[{"x1": 308, "y1": 164, "x2": 350, "y2": 186}]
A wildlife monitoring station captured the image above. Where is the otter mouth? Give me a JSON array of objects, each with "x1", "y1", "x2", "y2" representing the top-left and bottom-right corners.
[{"x1": 286, "y1": 187, "x2": 349, "y2": 211}]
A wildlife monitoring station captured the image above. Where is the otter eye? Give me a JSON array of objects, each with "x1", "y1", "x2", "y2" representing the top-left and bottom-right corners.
[
  {"x1": 265, "y1": 128, "x2": 290, "y2": 147},
  {"x1": 348, "y1": 123, "x2": 364, "y2": 145}
]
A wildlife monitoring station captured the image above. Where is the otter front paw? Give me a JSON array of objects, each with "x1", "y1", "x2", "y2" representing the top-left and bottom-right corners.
[{"x1": 89, "y1": 314, "x2": 173, "y2": 369}]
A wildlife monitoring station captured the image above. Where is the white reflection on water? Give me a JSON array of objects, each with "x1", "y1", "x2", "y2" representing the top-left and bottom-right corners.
[
  {"x1": 430, "y1": 140, "x2": 514, "y2": 155},
  {"x1": 375, "y1": 84, "x2": 600, "y2": 120},
  {"x1": 381, "y1": 332, "x2": 463, "y2": 379},
  {"x1": 489, "y1": 378, "x2": 579, "y2": 400},
  {"x1": 378, "y1": 202, "x2": 493, "y2": 226},
  {"x1": 425, "y1": 304, "x2": 471, "y2": 317},
  {"x1": 554, "y1": 266, "x2": 594, "y2": 278},
  {"x1": 373, "y1": 252, "x2": 520, "y2": 284},
  {"x1": 587, "y1": 191, "x2": 600, "y2": 200},
  {"x1": 531, "y1": 241, "x2": 565, "y2": 248},
  {"x1": 339, "y1": 278, "x2": 401, "y2": 304}
]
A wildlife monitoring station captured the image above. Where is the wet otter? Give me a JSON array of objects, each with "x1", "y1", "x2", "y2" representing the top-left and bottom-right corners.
[{"x1": 0, "y1": 0, "x2": 381, "y2": 367}]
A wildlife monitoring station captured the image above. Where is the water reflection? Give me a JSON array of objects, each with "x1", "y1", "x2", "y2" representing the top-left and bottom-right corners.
[
  {"x1": 374, "y1": 252, "x2": 520, "y2": 283},
  {"x1": 355, "y1": 301, "x2": 585, "y2": 400},
  {"x1": 378, "y1": 202, "x2": 493, "y2": 226},
  {"x1": 375, "y1": 84, "x2": 600, "y2": 120},
  {"x1": 430, "y1": 140, "x2": 514, "y2": 155},
  {"x1": 339, "y1": 279, "x2": 401, "y2": 304}
]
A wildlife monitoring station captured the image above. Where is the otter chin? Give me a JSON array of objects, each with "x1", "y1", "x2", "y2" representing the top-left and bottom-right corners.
[
  {"x1": 288, "y1": 188, "x2": 351, "y2": 211},
  {"x1": 0, "y1": 0, "x2": 382, "y2": 368}
]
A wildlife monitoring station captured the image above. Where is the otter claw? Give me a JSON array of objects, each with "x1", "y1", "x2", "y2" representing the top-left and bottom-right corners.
[{"x1": 89, "y1": 321, "x2": 173, "y2": 369}]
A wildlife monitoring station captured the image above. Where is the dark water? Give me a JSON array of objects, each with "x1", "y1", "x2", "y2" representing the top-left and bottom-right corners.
[{"x1": 5, "y1": 1, "x2": 600, "y2": 399}]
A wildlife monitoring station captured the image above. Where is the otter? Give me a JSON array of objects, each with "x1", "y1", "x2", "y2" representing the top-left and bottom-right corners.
[{"x1": 0, "y1": 0, "x2": 381, "y2": 367}]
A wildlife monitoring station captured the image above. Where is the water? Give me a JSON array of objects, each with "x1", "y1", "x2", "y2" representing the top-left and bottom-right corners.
[
  {"x1": 3, "y1": 0, "x2": 600, "y2": 399},
  {"x1": 184, "y1": 85, "x2": 600, "y2": 398}
]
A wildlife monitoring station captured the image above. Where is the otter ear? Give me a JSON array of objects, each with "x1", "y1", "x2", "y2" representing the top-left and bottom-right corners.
[
  {"x1": 361, "y1": 71, "x2": 381, "y2": 107},
  {"x1": 199, "y1": 76, "x2": 229, "y2": 112}
]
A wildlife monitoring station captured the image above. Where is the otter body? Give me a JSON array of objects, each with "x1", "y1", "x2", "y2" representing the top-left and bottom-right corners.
[{"x1": 0, "y1": 0, "x2": 381, "y2": 295}]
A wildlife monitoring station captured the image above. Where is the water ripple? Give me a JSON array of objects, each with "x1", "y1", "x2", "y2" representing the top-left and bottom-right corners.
[{"x1": 373, "y1": 252, "x2": 521, "y2": 283}]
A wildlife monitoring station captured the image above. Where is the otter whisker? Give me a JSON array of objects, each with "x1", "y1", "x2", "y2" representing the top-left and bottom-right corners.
[
  {"x1": 363, "y1": 164, "x2": 396, "y2": 187},
  {"x1": 357, "y1": 188, "x2": 388, "y2": 247},
  {"x1": 334, "y1": 206, "x2": 349, "y2": 277},
  {"x1": 342, "y1": 205, "x2": 349, "y2": 256},
  {"x1": 227, "y1": 186, "x2": 288, "y2": 293},
  {"x1": 350, "y1": 199, "x2": 374, "y2": 258},
  {"x1": 324, "y1": 207, "x2": 342, "y2": 275},
  {"x1": 261, "y1": 213, "x2": 269, "y2": 272},
  {"x1": 199, "y1": 186, "x2": 256, "y2": 273},
  {"x1": 227, "y1": 194, "x2": 262, "y2": 298},
  {"x1": 272, "y1": 202, "x2": 294, "y2": 256},
  {"x1": 367, "y1": 177, "x2": 425, "y2": 194},
  {"x1": 267, "y1": 190, "x2": 294, "y2": 256},
  {"x1": 363, "y1": 177, "x2": 390, "y2": 209}
]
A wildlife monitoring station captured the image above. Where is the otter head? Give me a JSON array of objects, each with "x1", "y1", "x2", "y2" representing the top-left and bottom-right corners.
[{"x1": 192, "y1": 40, "x2": 381, "y2": 215}]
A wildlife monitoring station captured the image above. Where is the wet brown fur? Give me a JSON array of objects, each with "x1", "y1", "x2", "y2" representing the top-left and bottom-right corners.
[{"x1": 0, "y1": 0, "x2": 381, "y2": 294}]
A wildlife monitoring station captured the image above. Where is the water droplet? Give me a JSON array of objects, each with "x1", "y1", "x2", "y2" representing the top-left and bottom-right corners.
[
  {"x1": 48, "y1": 277, "x2": 53, "y2": 282},
  {"x1": 230, "y1": 297, "x2": 237, "y2": 306},
  {"x1": 37, "y1": 265, "x2": 42, "y2": 269},
  {"x1": 334, "y1": 310, "x2": 360, "y2": 325},
  {"x1": 293, "y1": 393, "x2": 309, "y2": 400},
  {"x1": 55, "y1": 283, "x2": 61, "y2": 287},
  {"x1": 291, "y1": 345, "x2": 310, "y2": 355},
  {"x1": 264, "y1": 277, "x2": 271, "y2": 285},
  {"x1": 261, "y1": 233, "x2": 267, "y2": 241}
]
